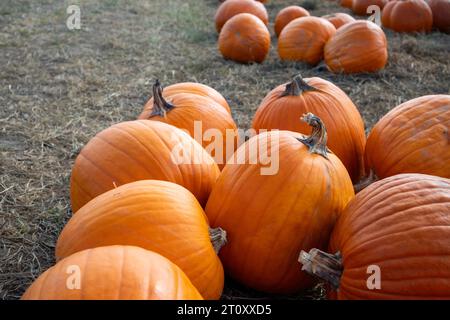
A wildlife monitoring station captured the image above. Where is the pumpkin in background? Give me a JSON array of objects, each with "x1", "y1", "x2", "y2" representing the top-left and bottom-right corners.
[
  {"x1": 252, "y1": 75, "x2": 366, "y2": 183},
  {"x1": 382, "y1": 0, "x2": 433, "y2": 33},
  {"x1": 324, "y1": 21, "x2": 388, "y2": 73},
  {"x1": 365, "y1": 95, "x2": 450, "y2": 179},
  {"x1": 322, "y1": 13, "x2": 356, "y2": 29},
  {"x1": 274, "y1": 6, "x2": 310, "y2": 37},
  {"x1": 70, "y1": 120, "x2": 219, "y2": 211},
  {"x1": 427, "y1": 0, "x2": 450, "y2": 33},
  {"x1": 219, "y1": 13, "x2": 270, "y2": 64},
  {"x1": 206, "y1": 113, "x2": 355, "y2": 293},
  {"x1": 22, "y1": 246, "x2": 203, "y2": 300},
  {"x1": 300, "y1": 174, "x2": 450, "y2": 299},
  {"x1": 58, "y1": 180, "x2": 226, "y2": 300},
  {"x1": 138, "y1": 80, "x2": 237, "y2": 169},
  {"x1": 340, "y1": 0, "x2": 353, "y2": 8},
  {"x1": 352, "y1": 0, "x2": 388, "y2": 15},
  {"x1": 215, "y1": 0, "x2": 268, "y2": 32},
  {"x1": 278, "y1": 17, "x2": 336, "y2": 65}
]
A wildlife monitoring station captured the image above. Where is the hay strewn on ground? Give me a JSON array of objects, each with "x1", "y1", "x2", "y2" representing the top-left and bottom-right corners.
[{"x1": 0, "y1": 0, "x2": 449, "y2": 300}]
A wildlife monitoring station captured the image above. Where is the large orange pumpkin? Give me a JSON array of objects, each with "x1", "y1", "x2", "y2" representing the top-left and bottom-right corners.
[
  {"x1": 427, "y1": 0, "x2": 450, "y2": 33},
  {"x1": 22, "y1": 246, "x2": 203, "y2": 300},
  {"x1": 70, "y1": 120, "x2": 220, "y2": 212},
  {"x1": 365, "y1": 95, "x2": 450, "y2": 179},
  {"x1": 322, "y1": 13, "x2": 356, "y2": 29},
  {"x1": 278, "y1": 17, "x2": 336, "y2": 65},
  {"x1": 137, "y1": 80, "x2": 237, "y2": 169},
  {"x1": 58, "y1": 180, "x2": 226, "y2": 300},
  {"x1": 219, "y1": 13, "x2": 270, "y2": 64},
  {"x1": 340, "y1": 0, "x2": 354, "y2": 8},
  {"x1": 252, "y1": 75, "x2": 366, "y2": 183},
  {"x1": 215, "y1": 0, "x2": 268, "y2": 32},
  {"x1": 382, "y1": 0, "x2": 433, "y2": 33},
  {"x1": 352, "y1": 0, "x2": 388, "y2": 15},
  {"x1": 300, "y1": 174, "x2": 450, "y2": 299},
  {"x1": 324, "y1": 21, "x2": 388, "y2": 73},
  {"x1": 274, "y1": 6, "x2": 310, "y2": 37},
  {"x1": 205, "y1": 114, "x2": 355, "y2": 293}
]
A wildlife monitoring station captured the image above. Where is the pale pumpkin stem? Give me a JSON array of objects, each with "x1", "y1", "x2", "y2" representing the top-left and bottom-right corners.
[
  {"x1": 282, "y1": 74, "x2": 317, "y2": 96},
  {"x1": 150, "y1": 79, "x2": 175, "y2": 117},
  {"x1": 209, "y1": 227, "x2": 227, "y2": 255},
  {"x1": 298, "y1": 248, "x2": 343, "y2": 290},
  {"x1": 298, "y1": 112, "x2": 329, "y2": 159}
]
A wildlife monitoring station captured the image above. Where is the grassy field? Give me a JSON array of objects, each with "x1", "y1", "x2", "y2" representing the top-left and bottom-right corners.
[{"x1": 0, "y1": 0, "x2": 449, "y2": 299}]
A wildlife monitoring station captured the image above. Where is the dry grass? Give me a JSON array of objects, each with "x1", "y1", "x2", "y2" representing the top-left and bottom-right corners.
[{"x1": 0, "y1": 0, "x2": 449, "y2": 300}]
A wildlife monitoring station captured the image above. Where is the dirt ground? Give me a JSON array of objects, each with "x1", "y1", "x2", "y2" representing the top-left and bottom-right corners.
[{"x1": 0, "y1": 0, "x2": 449, "y2": 300}]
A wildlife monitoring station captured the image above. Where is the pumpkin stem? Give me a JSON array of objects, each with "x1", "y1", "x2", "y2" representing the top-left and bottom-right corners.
[
  {"x1": 298, "y1": 112, "x2": 329, "y2": 159},
  {"x1": 298, "y1": 248, "x2": 343, "y2": 290},
  {"x1": 282, "y1": 74, "x2": 317, "y2": 97},
  {"x1": 209, "y1": 227, "x2": 227, "y2": 255},
  {"x1": 150, "y1": 79, "x2": 175, "y2": 117}
]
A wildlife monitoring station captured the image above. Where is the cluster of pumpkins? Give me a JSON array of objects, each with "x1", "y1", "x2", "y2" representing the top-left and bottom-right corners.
[
  {"x1": 216, "y1": 0, "x2": 449, "y2": 72},
  {"x1": 21, "y1": 70, "x2": 450, "y2": 299}
]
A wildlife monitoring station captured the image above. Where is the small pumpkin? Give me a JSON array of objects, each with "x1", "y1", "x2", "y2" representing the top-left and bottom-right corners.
[
  {"x1": 324, "y1": 21, "x2": 388, "y2": 73},
  {"x1": 427, "y1": 0, "x2": 450, "y2": 33},
  {"x1": 352, "y1": 0, "x2": 388, "y2": 15},
  {"x1": 382, "y1": 0, "x2": 433, "y2": 33},
  {"x1": 205, "y1": 113, "x2": 355, "y2": 293},
  {"x1": 252, "y1": 75, "x2": 366, "y2": 183},
  {"x1": 58, "y1": 180, "x2": 226, "y2": 300},
  {"x1": 138, "y1": 80, "x2": 238, "y2": 169},
  {"x1": 70, "y1": 120, "x2": 220, "y2": 211},
  {"x1": 274, "y1": 6, "x2": 310, "y2": 37},
  {"x1": 300, "y1": 174, "x2": 450, "y2": 299},
  {"x1": 219, "y1": 13, "x2": 270, "y2": 64},
  {"x1": 322, "y1": 13, "x2": 356, "y2": 29},
  {"x1": 340, "y1": 0, "x2": 354, "y2": 8},
  {"x1": 22, "y1": 245, "x2": 203, "y2": 300},
  {"x1": 365, "y1": 95, "x2": 450, "y2": 179},
  {"x1": 278, "y1": 17, "x2": 336, "y2": 65},
  {"x1": 215, "y1": 0, "x2": 268, "y2": 32}
]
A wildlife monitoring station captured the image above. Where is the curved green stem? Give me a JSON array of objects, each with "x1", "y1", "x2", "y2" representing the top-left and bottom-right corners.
[{"x1": 298, "y1": 112, "x2": 330, "y2": 159}]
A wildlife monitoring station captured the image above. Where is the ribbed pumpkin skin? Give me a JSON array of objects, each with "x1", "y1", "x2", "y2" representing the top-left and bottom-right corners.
[
  {"x1": 219, "y1": 13, "x2": 270, "y2": 64},
  {"x1": 322, "y1": 13, "x2": 356, "y2": 29},
  {"x1": 70, "y1": 120, "x2": 220, "y2": 212},
  {"x1": 324, "y1": 21, "x2": 388, "y2": 73},
  {"x1": 205, "y1": 131, "x2": 355, "y2": 293},
  {"x1": 329, "y1": 174, "x2": 450, "y2": 299},
  {"x1": 341, "y1": 0, "x2": 353, "y2": 8},
  {"x1": 428, "y1": 0, "x2": 450, "y2": 33},
  {"x1": 140, "y1": 82, "x2": 231, "y2": 115},
  {"x1": 365, "y1": 95, "x2": 450, "y2": 179},
  {"x1": 58, "y1": 180, "x2": 224, "y2": 300},
  {"x1": 278, "y1": 17, "x2": 336, "y2": 65},
  {"x1": 382, "y1": 0, "x2": 433, "y2": 33},
  {"x1": 274, "y1": 6, "x2": 310, "y2": 37},
  {"x1": 22, "y1": 246, "x2": 203, "y2": 300},
  {"x1": 352, "y1": 0, "x2": 388, "y2": 15},
  {"x1": 215, "y1": 0, "x2": 268, "y2": 32},
  {"x1": 252, "y1": 77, "x2": 366, "y2": 182}
]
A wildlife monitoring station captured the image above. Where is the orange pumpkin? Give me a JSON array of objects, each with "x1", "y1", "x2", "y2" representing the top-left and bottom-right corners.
[
  {"x1": 300, "y1": 174, "x2": 450, "y2": 299},
  {"x1": 215, "y1": 0, "x2": 268, "y2": 32},
  {"x1": 322, "y1": 13, "x2": 356, "y2": 29},
  {"x1": 138, "y1": 80, "x2": 237, "y2": 169},
  {"x1": 352, "y1": 0, "x2": 388, "y2": 15},
  {"x1": 22, "y1": 246, "x2": 203, "y2": 300},
  {"x1": 252, "y1": 75, "x2": 366, "y2": 183},
  {"x1": 70, "y1": 120, "x2": 220, "y2": 212},
  {"x1": 340, "y1": 0, "x2": 354, "y2": 8},
  {"x1": 278, "y1": 17, "x2": 336, "y2": 65},
  {"x1": 365, "y1": 95, "x2": 450, "y2": 179},
  {"x1": 219, "y1": 13, "x2": 270, "y2": 64},
  {"x1": 58, "y1": 180, "x2": 226, "y2": 300},
  {"x1": 206, "y1": 113, "x2": 355, "y2": 293},
  {"x1": 427, "y1": 0, "x2": 450, "y2": 33},
  {"x1": 274, "y1": 6, "x2": 310, "y2": 37},
  {"x1": 324, "y1": 21, "x2": 388, "y2": 73},
  {"x1": 382, "y1": 0, "x2": 433, "y2": 32}
]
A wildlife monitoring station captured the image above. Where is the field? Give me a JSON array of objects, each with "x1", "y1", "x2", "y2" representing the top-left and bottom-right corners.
[{"x1": 0, "y1": 0, "x2": 449, "y2": 300}]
